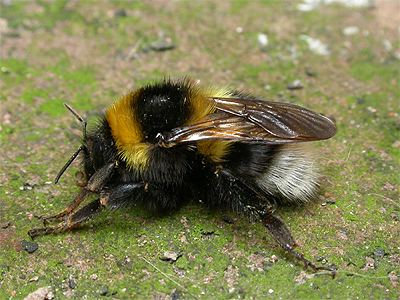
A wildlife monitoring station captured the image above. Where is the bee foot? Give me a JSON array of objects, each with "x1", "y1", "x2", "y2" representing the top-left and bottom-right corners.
[
  {"x1": 314, "y1": 265, "x2": 337, "y2": 278},
  {"x1": 34, "y1": 214, "x2": 67, "y2": 226},
  {"x1": 28, "y1": 227, "x2": 56, "y2": 239}
]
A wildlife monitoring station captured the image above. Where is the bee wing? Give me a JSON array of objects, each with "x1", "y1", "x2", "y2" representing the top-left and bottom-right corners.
[{"x1": 161, "y1": 96, "x2": 336, "y2": 146}]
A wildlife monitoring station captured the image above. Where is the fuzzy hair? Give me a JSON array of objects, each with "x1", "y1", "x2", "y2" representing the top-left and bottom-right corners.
[{"x1": 256, "y1": 144, "x2": 320, "y2": 204}]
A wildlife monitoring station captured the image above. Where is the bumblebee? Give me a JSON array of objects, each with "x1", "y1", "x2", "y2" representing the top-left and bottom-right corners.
[{"x1": 29, "y1": 78, "x2": 336, "y2": 272}]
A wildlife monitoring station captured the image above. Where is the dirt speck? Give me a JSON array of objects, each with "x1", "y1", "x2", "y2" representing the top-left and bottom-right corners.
[
  {"x1": 0, "y1": 221, "x2": 11, "y2": 229},
  {"x1": 203, "y1": 271, "x2": 217, "y2": 284},
  {"x1": 294, "y1": 271, "x2": 310, "y2": 285},
  {"x1": 224, "y1": 265, "x2": 239, "y2": 293},
  {"x1": 388, "y1": 271, "x2": 398, "y2": 288},
  {"x1": 362, "y1": 257, "x2": 376, "y2": 271},
  {"x1": 247, "y1": 253, "x2": 266, "y2": 272}
]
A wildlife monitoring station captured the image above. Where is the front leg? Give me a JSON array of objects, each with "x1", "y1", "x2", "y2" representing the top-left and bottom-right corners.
[
  {"x1": 29, "y1": 182, "x2": 144, "y2": 238},
  {"x1": 36, "y1": 189, "x2": 89, "y2": 225},
  {"x1": 35, "y1": 162, "x2": 117, "y2": 225},
  {"x1": 29, "y1": 198, "x2": 103, "y2": 238}
]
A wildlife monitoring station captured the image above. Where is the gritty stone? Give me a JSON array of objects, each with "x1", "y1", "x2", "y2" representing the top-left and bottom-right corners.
[
  {"x1": 362, "y1": 257, "x2": 375, "y2": 271},
  {"x1": 224, "y1": 265, "x2": 239, "y2": 293},
  {"x1": 270, "y1": 255, "x2": 279, "y2": 263},
  {"x1": 89, "y1": 274, "x2": 98, "y2": 281},
  {"x1": 343, "y1": 26, "x2": 359, "y2": 36},
  {"x1": 257, "y1": 33, "x2": 268, "y2": 47},
  {"x1": 21, "y1": 240, "x2": 38, "y2": 254},
  {"x1": 294, "y1": 271, "x2": 312, "y2": 285},
  {"x1": 29, "y1": 276, "x2": 39, "y2": 282},
  {"x1": 247, "y1": 253, "x2": 266, "y2": 272},
  {"x1": 388, "y1": 271, "x2": 398, "y2": 287},
  {"x1": 287, "y1": 79, "x2": 303, "y2": 90},
  {"x1": 68, "y1": 276, "x2": 76, "y2": 289},
  {"x1": 160, "y1": 251, "x2": 182, "y2": 263},
  {"x1": 0, "y1": 222, "x2": 10, "y2": 229},
  {"x1": 373, "y1": 248, "x2": 385, "y2": 259},
  {"x1": 24, "y1": 286, "x2": 54, "y2": 300},
  {"x1": 99, "y1": 286, "x2": 109, "y2": 296}
]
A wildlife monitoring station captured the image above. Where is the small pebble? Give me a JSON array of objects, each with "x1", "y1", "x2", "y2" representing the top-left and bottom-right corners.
[
  {"x1": 383, "y1": 39, "x2": 392, "y2": 52},
  {"x1": 287, "y1": 80, "x2": 303, "y2": 90},
  {"x1": 300, "y1": 35, "x2": 330, "y2": 56},
  {"x1": 374, "y1": 248, "x2": 385, "y2": 259},
  {"x1": 21, "y1": 240, "x2": 38, "y2": 254},
  {"x1": 222, "y1": 216, "x2": 235, "y2": 224},
  {"x1": 317, "y1": 256, "x2": 328, "y2": 264},
  {"x1": 99, "y1": 286, "x2": 109, "y2": 296},
  {"x1": 270, "y1": 255, "x2": 278, "y2": 263},
  {"x1": 144, "y1": 37, "x2": 175, "y2": 52},
  {"x1": 90, "y1": 274, "x2": 98, "y2": 280},
  {"x1": 0, "y1": 221, "x2": 10, "y2": 229},
  {"x1": 24, "y1": 287, "x2": 54, "y2": 300},
  {"x1": 29, "y1": 276, "x2": 39, "y2": 282},
  {"x1": 113, "y1": 8, "x2": 127, "y2": 18},
  {"x1": 68, "y1": 276, "x2": 76, "y2": 289},
  {"x1": 356, "y1": 97, "x2": 365, "y2": 105},
  {"x1": 160, "y1": 251, "x2": 182, "y2": 263},
  {"x1": 343, "y1": 26, "x2": 359, "y2": 36},
  {"x1": 305, "y1": 68, "x2": 317, "y2": 77},
  {"x1": 258, "y1": 33, "x2": 268, "y2": 47}
]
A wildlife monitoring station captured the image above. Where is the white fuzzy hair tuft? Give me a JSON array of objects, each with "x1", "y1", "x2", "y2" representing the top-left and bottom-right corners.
[{"x1": 256, "y1": 144, "x2": 320, "y2": 204}]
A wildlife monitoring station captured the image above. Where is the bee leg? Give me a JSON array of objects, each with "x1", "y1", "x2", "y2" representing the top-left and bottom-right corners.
[
  {"x1": 29, "y1": 183, "x2": 144, "y2": 239},
  {"x1": 29, "y1": 198, "x2": 102, "y2": 239},
  {"x1": 36, "y1": 162, "x2": 116, "y2": 225},
  {"x1": 100, "y1": 183, "x2": 144, "y2": 209},
  {"x1": 218, "y1": 169, "x2": 335, "y2": 276},
  {"x1": 35, "y1": 189, "x2": 90, "y2": 225},
  {"x1": 259, "y1": 209, "x2": 336, "y2": 277}
]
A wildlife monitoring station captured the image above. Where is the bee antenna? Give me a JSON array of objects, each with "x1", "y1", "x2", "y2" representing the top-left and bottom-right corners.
[
  {"x1": 54, "y1": 145, "x2": 84, "y2": 184},
  {"x1": 64, "y1": 103, "x2": 87, "y2": 141}
]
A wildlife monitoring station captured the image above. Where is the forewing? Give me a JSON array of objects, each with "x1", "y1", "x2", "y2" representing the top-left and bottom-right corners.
[
  {"x1": 213, "y1": 97, "x2": 336, "y2": 140},
  {"x1": 160, "y1": 97, "x2": 336, "y2": 147}
]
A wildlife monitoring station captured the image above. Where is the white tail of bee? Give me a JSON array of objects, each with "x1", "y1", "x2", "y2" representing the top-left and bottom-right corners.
[{"x1": 257, "y1": 144, "x2": 320, "y2": 204}]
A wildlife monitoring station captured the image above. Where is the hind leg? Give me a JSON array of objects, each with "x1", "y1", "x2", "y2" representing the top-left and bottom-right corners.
[{"x1": 216, "y1": 168, "x2": 336, "y2": 275}]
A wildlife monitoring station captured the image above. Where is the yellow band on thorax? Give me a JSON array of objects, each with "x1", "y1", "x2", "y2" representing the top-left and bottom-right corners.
[{"x1": 105, "y1": 92, "x2": 150, "y2": 170}]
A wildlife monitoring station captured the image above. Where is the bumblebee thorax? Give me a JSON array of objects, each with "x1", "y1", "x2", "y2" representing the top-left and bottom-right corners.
[{"x1": 135, "y1": 83, "x2": 190, "y2": 142}]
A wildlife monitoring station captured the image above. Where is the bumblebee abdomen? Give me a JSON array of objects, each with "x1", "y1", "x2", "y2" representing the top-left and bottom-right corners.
[
  {"x1": 220, "y1": 143, "x2": 319, "y2": 204},
  {"x1": 255, "y1": 144, "x2": 319, "y2": 204}
]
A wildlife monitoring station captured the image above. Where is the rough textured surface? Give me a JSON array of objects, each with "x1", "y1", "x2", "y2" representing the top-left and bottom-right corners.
[{"x1": 0, "y1": 1, "x2": 399, "y2": 298}]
